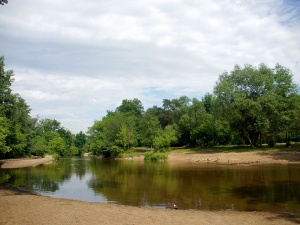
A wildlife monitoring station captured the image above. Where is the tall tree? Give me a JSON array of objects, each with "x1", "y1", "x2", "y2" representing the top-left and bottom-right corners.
[
  {"x1": 0, "y1": 56, "x2": 32, "y2": 158},
  {"x1": 116, "y1": 98, "x2": 144, "y2": 117},
  {"x1": 139, "y1": 110, "x2": 162, "y2": 148},
  {"x1": 214, "y1": 63, "x2": 299, "y2": 148},
  {"x1": 0, "y1": 117, "x2": 10, "y2": 156},
  {"x1": 162, "y1": 96, "x2": 191, "y2": 127},
  {"x1": 202, "y1": 93, "x2": 215, "y2": 113},
  {"x1": 0, "y1": 56, "x2": 14, "y2": 119},
  {"x1": 74, "y1": 131, "x2": 87, "y2": 152}
]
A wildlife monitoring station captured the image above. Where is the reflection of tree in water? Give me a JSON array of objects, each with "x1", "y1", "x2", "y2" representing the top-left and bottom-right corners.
[
  {"x1": 0, "y1": 170, "x2": 10, "y2": 183},
  {"x1": 87, "y1": 160, "x2": 300, "y2": 213},
  {"x1": 230, "y1": 166, "x2": 300, "y2": 213},
  {"x1": 73, "y1": 158, "x2": 88, "y2": 180},
  {"x1": 4, "y1": 159, "x2": 73, "y2": 192},
  {"x1": 3, "y1": 157, "x2": 300, "y2": 213},
  {"x1": 88, "y1": 159, "x2": 238, "y2": 209}
]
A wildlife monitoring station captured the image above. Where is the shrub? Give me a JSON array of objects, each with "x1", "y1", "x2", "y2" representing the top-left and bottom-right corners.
[
  {"x1": 144, "y1": 152, "x2": 168, "y2": 161},
  {"x1": 102, "y1": 145, "x2": 124, "y2": 158},
  {"x1": 51, "y1": 152, "x2": 60, "y2": 160}
]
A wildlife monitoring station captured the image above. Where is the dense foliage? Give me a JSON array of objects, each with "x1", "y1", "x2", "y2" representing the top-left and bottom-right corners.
[
  {"x1": 87, "y1": 63, "x2": 300, "y2": 156},
  {"x1": 0, "y1": 57, "x2": 87, "y2": 159},
  {"x1": 1, "y1": 55, "x2": 299, "y2": 158}
]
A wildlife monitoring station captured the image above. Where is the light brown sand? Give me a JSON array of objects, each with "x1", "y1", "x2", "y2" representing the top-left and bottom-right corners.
[
  {"x1": 0, "y1": 155, "x2": 54, "y2": 169},
  {"x1": 167, "y1": 150, "x2": 300, "y2": 165},
  {"x1": 0, "y1": 184, "x2": 299, "y2": 225}
]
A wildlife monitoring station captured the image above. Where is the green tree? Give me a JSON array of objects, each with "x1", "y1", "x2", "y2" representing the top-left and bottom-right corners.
[
  {"x1": 153, "y1": 125, "x2": 177, "y2": 152},
  {"x1": 47, "y1": 133, "x2": 66, "y2": 156},
  {"x1": 68, "y1": 145, "x2": 79, "y2": 156},
  {"x1": 139, "y1": 110, "x2": 162, "y2": 148},
  {"x1": 87, "y1": 112, "x2": 124, "y2": 156},
  {"x1": 31, "y1": 136, "x2": 47, "y2": 156},
  {"x1": 161, "y1": 96, "x2": 191, "y2": 127},
  {"x1": 0, "y1": 56, "x2": 32, "y2": 158},
  {"x1": 37, "y1": 119, "x2": 61, "y2": 133},
  {"x1": 57, "y1": 127, "x2": 73, "y2": 152},
  {"x1": 116, "y1": 98, "x2": 144, "y2": 117},
  {"x1": 74, "y1": 131, "x2": 87, "y2": 153},
  {"x1": 0, "y1": 117, "x2": 10, "y2": 156},
  {"x1": 214, "y1": 63, "x2": 299, "y2": 147},
  {"x1": 116, "y1": 124, "x2": 134, "y2": 149},
  {"x1": 172, "y1": 98, "x2": 200, "y2": 146},
  {"x1": 202, "y1": 93, "x2": 215, "y2": 113}
]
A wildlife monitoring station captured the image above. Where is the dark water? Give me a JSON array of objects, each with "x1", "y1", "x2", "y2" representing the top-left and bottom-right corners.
[{"x1": 1, "y1": 157, "x2": 299, "y2": 214}]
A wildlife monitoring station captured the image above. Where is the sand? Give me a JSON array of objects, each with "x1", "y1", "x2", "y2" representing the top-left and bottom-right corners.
[
  {"x1": 1, "y1": 150, "x2": 299, "y2": 225},
  {"x1": 0, "y1": 155, "x2": 54, "y2": 169},
  {"x1": 0, "y1": 184, "x2": 299, "y2": 225},
  {"x1": 167, "y1": 150, "x2": 300, "y2": 164}
]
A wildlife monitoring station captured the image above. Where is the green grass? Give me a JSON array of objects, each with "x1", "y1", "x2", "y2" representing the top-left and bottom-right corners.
[{"x1": 144, "y1": 152, "x2": 168, "y2": 161}]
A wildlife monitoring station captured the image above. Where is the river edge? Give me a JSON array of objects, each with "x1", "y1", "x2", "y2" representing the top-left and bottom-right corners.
[
  {"x1": 1, "y1": 150, "x2": 300, "y2": 169},
  {"x1": 1, "y1": 152, "x2": 300, "y2": 224},
  {"x1": 125, "y1": 150, "x2": 300, "y2": 165},
  {"x1": 0, "y1": 183, "x2": 299, "y2": 225},
  {"x1": 0, "y1": 155, "x2": 54, "y2": 169}
]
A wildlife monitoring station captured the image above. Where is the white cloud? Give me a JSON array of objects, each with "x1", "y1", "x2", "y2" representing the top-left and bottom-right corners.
[{"x1": 1, "y1": 0, "x2": 299, "y2": 133}]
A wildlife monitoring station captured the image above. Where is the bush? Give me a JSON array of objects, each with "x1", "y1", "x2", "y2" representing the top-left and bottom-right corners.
[
  {"x1": 51, "y1": 153, "x2": 60, "y2": 160},
  {"x1": 144, "y1": 152, "x2": 168, "y2": 161},
  {"x1": 102, "y1": 146, "x2": 124, "y2": 158}
]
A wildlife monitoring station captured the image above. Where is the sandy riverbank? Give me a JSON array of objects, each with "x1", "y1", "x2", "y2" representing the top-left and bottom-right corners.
[
  {"x1": 1, "y1": 150, "x2": 299, "y2": 169},
  {"x1": 126, "y1": 150, "x2": 300, "y2": 165},
  {"x1": 0, "y1": 183, "x2": 299, "y2": 225},
  {"x1": 0, "y1": 155, "x2": 54, "y2": 169}
]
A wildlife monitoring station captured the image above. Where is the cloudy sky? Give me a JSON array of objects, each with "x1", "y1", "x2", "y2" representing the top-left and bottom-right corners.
[{"x1": 1, "y1": 0, "x2": 299, "y2": 133}]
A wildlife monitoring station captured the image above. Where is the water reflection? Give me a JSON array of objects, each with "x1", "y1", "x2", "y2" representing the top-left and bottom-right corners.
[{"x1": 1, "y1": 157, "x2": 299, "y2": 214}]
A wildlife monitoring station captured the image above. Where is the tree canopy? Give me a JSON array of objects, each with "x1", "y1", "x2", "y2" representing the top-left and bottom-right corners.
[
  {"x1": 214, "y1": 64, "x2": 299, "y2": 147},
  {"x1": 0, "y1": 56, "x2": 86, "y2": 159},
  {"x1": 1, "y1": 55, "x2": 299, "y2": 159}
]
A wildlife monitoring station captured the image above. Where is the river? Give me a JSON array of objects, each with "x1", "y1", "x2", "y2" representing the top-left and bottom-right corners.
[{"x1": 1, "y1": 157, "x2": 299, "y2": 214}]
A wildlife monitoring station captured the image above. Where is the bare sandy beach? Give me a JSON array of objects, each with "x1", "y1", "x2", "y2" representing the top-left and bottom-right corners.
[
  {"x1": 0, "y1": 183, "x2": 299, "y2": 225},
  {"x1": 167, "y1": 150, "x2": 300, "y2": 164},
  {"x1": 1, "y1": 150, "x2": 299, "y2": 225},
  {"x1": 0, "y1": 155, "x2": 54, "y2": 169}
]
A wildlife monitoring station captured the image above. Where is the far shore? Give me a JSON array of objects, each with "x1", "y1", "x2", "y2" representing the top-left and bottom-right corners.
[
  {"x1": 1, "y1": 149, "x2": 300, "y2": 169},
  {"x1": 125, "y1": 149, "x2": 300, "y2": 165}
]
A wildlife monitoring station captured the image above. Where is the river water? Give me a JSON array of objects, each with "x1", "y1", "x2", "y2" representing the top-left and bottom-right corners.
[{"x1": 1, "y1": 157, "x2": 299, "y2": 214}]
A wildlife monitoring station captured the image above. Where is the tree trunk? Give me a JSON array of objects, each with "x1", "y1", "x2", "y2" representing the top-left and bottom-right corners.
[{"x1": 241, "y1": 126, "x2": 255, "y2": 148}]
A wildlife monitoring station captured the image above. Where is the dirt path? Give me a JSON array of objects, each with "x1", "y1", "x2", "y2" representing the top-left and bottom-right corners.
[{"x1": 0, "y1": 184, "x2": 299, "y2": 225}]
